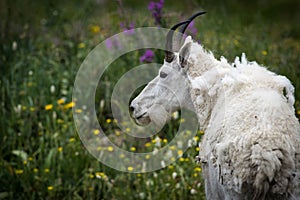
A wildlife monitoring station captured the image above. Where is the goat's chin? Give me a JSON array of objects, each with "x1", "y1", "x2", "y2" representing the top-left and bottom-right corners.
[
  {"x1": 135, "y1": 116, "x2": 151, "y2": 126},
  {"x1": 148, "y1": 105, "x2": 170, "y2": 128}
]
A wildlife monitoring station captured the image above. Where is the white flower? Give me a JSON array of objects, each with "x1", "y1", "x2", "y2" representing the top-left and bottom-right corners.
[
  {"x1": 50, "y1": 85, "x2": 55, "y2": 93},
  {"x1": 190, "y1": 188, "x2": 197, "y2": 194},
  {"x1": 172, "y1": 172, "x2": 177, "y2": 179}
]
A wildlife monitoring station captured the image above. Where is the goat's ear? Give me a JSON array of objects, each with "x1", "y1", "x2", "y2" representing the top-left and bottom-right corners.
[{"x1": 179, "y1": 42, "x2": 192, "y2": 68}]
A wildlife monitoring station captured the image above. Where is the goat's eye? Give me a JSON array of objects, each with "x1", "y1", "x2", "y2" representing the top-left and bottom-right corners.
[{"x1": 160, "y1": 71, "x2": 168, "y2": 78}]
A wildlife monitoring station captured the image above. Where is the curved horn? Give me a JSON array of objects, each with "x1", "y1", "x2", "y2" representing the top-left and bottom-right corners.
[
  {"x1": 165, "y1": 20, "x2": 191, "y2": 63},
  {"x1": 179, "y1": 11, "x2": 206, "y2": 35}
]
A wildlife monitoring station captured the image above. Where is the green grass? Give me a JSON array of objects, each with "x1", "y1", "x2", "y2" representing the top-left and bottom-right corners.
[{"x1": 1, "y1": 0, "x2": 300, "y2": 199}]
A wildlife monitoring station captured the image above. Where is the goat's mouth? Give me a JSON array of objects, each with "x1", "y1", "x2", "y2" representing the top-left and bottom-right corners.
[{"x1": 134, "y1": 112, "x2": 151, "y2": 126}]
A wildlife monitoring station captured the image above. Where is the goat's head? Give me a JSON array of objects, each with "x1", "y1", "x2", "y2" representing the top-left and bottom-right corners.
[{"x1": 130, "y1": 12, "x2": 205, "y2": 126}]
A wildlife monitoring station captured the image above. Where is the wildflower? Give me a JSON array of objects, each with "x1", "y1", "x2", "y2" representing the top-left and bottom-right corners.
[
  {"x1": 45, "y1": 104, "x2": 53, "y2": 110},
  {"x1": 95, "y1": 172, "x2": 108, "y2": 180},
  {"x1": 89, "y1": 174, "x2": 94, "y2": 179},
  {"x1": 119, "y1": 153, "x2": 125, "y2": 158},
  {"x1": 69, "y1": 137, "x2": 76, "y2": 142},
  {"x1": 179, "y1": 118, "x2": 186, "y2": 123},
  {"x1": 90, "y1": 25, "x2": 100, "y2": 34},
  {"x1": 23, "y1": 160, "x2": 27, "y2": 165},
  {"x1": 169, "y1": 145, "x2": 176, "y2": 150},
  {"x1": 64, "y1": 101, "x2": 75, "y2": 109},
  {"x1": 145, "y1": 142, "x2": 151, "y2": 147},
  {"x1": 44, "y1": 168, "x2": 50, "y2": 173},
  {"x1": 145, "y1": 154, "x2": 151, "y2": 159},
  {"x1": 163, "y1": 138, "x2": 168, "y2": 143},
  {"x1": 57, "y1": 119, "x2": 64, "y2": 124},
  {"x1": 262, "y1": 50, "x2": 268, "y2": 56},
  {"x1": 47, "y1": 186, "x2": 54, "y2": 191},
  {"x1": 78, "y1": 42, "x2": 86, "y2": 49},
  {"x1": 194, "y1": 167, "x2": 202, "y2": 172},
  {"x1": 75, "y1": 109, "x2": 82, "y2": 113},
  {"x1": 130, "y1": 146, "x2": 136, "y2": 152},
  {"x1": 15, "y1": 169, "x2": 24, "y2": 174},
  {"x1": 107, "y1": 146, "x2": 114, "y2": 152},
  {"x1": 193, "y1": 173, "x2": 198, "y2": 177},
  {"x1": 179, "y1": 157, "x2": 185, "y2": 162},
  {"x1": 12, "y1": 41, "x2": 17, "y2": 51},
  {"x1": 115, "y1": 130, "x2": 121, "y2": 136},
  {"x1": 172, "y1": 172, "x2": 177, "y2": 179},
  {"x1": 186, "y1": 21, "x2": 197, "y2": 37},
  {"x1": 190, "y1": 188, "x2": 197, "y2": 195},
  {"x1": 125, "y1": 127, "x2": 131, "y2": 132},
  {"x1": 50, "y1": 85, "x2": 55, "y2": 93},
  {"x1": 120, "y1": 22, "x2": 135, "y2": 35},
  {"x1": 148, "y1": 0, "x2": 164, "y2": 26},
  {"x1": 28, "y1": 157, "x2": 33, "y2": 161},
  {"x1": 171, "y1": 157, "x2": 176, "y2": 161},
  {"x1": 33, "y1": 168, "x2": 39, "y2": 173},
  {"x1": 127, "y1": 166, "x2": 134, "y2": 171},
  {"x1": 57, "y1": 98, "x2": 65, "y2": 105},
  {"x1": 93, "y1": 129, "x2": 100, "y2": 135},
  {"x1": 57, "y1": 147, "x2": 63, "y2": 152},
  {"x1": 106, "y1": 118, "x2": 112, "y2": 123},
  {"x1": 168, "y1": 165, "x2": 174, "y2": 170},
  {"x1": 195, "y1": 147, "x2": 200, "y2": 151},
  {"x1": 140, "y1": 50, "x2": 154, "y2": 63},
  {"x1": 105, "y1": 38, "x2": 121, "y2": 50},
  {"x1": 30, "y1": 107, "x2": 35, "y2": 112},
  {"x1": 177, "y1": 150, "x2": 183, "y2": 156}
]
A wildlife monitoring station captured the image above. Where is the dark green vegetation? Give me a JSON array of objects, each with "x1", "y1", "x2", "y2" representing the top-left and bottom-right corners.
[{"x1": 1, "y1": 0, "x2": 299, "y2": 199}]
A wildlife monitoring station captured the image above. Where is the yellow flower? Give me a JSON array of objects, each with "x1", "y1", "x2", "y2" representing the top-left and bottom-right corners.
[
  {"x1": 145, "y1": 142, "x2": 151, "y2": 147},
  {"x1": 106, "y1": 118, "x2": 112, "y2": 123},
  {"x1": 89, "y1": 174, "x2": 94, "y2": 179},
  {"x1": 195, "y1": 147, "x2": 200, "y2": 152},
  {"x1": 30, "y1": 107, "x2": 35, "y2": 112},
  {"x1": 33, "y1": 168, "x2": 39, "y2": 173},
  {"x1": 179, "y1": 157, "x2": 185, "y2": 162},
  {"x1": 145, "y1": 154, "x2": 151, "y2": 159},
  {"x1": 22, "y1": 106, "x2": 27, "y2": 110},
  {"x1": 169, "y1": 145, "x2": 176, "y2": 150},
  {"x1": 28, "y1": 157, "x2": 33, "y2": 161},
  {"x1": 90, "y1": 25, "x2": 100, "y2": 34},
  {"x1": 179, "y1": 118, "x2": 186, "y2": 123},
  {"x1": 23, "y1": 160, "x2": 27, "y2": 165},
  {"x1": 177, "y1": 150, "x2": 183, "y2": 156},
  {"x1": 75, "y1": 109, "x2": 82, "y2": 113},
  {"x1": 262, "y1": 50, "x2": 268, "y2": 56},
  {"x1": 57, "y1": 147, "x2": 63, "y2": 152},
  {"x1": 193, "y1": 173, "x2": 198, "y2": 177},
  {"x1": 63, "y1": 101, "x2": 75, "y2": 109},
  {"x1": 95, "y1": 172, "x2": 108, "y2": 180},
  {"x1": 93, "y1": 129, "x2": 100, "y2": 135},
  {"x1": 115, "y1": 130, "x2": 121, "y2": 136},
  {"x1": 171, "y1": 157, "x2": 176, "y2": 161},
  {"x1": 45, "y1": 104, "x2": 53, "y2": 110},
  {"x1": 168, "y1": 165, "x2": 174, "y2": 170},
  {"x1": 119, "y1": 154, "x2": 125, "y2": 158},
  {"x1": 57, "y1": 119, "x2": 64, "y2": 124},
  {"x1": 130, "y1": 146, "x2": 136, "y2": 152},
  {"x1": 107, "y1": 146, "x2": 114, "y2": 152},
  {"x1": 127, "y1": 166, "x2": 134, "y2": 171},
  {"x1": 47, "y1": 186, "x2": 53, "y2": 191},
  {"x1": 193, "y1": 136, "x2": 199, "y2": 141},
  {"x1": 69, "y1": 137, "x2": 76, "y2": 142},
  {"x1": 198, "y1": 130, "x2": 204, "y2": 135},
  {"x1": 194, "y1": 167, "x2": 202, "y2": 172},
  {"x1": 44, "y1": 168, "x2": 50, "y2": 173},
  {"x1": 163, "y1": 139, "x2": 168, "y2": 143},
  {"x1": 57, "y1": 98, "x2": 65, "y2": 105},
  {"x1": 125, "y1": 127, "x2": 131, "y2": 132},
  {"x1": 78, "y1": 42, "x2": 86, "y2": 49},
  {"x1": 15, "y1": 169, "x2": 24, "y2": 174}
]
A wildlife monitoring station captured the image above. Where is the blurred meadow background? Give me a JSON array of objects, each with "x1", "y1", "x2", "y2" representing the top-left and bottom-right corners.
[{"x1": 1, "y1": 0, "x2": 300, "y2": 199}]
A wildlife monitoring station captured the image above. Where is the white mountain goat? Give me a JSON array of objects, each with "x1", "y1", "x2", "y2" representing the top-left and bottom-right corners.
[{"x1": 130, "y1": 12, "x2": 300, "y2": 200}]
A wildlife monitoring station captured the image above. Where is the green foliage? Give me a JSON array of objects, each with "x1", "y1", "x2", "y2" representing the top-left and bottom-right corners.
[{"x1": 1, "y1": 0, "x2": 299, "y2": 199}]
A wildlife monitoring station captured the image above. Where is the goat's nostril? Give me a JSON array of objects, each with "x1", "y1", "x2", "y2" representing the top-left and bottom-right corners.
[{"x1": 129, "y1": 106, "x2": 135, "y2": 113}]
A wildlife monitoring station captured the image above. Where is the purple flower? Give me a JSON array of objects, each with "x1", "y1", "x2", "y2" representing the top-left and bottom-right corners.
[
  {"x1": 105, "y1": 37, "x2": 122, "y2": 50},
  {"x1": 120, "y1": 22, "x2": 135, "y2": 35},
  {"x1": 140, "y1": 50, "x2": 155, "y2": 63},
  {"x1": 148, "y1": 0, "x2": 164, "y2": 26}
]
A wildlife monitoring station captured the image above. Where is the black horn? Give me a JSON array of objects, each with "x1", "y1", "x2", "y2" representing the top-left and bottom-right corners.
[
  {"x1": 179, "y1": 11, "x2": 206, "y2": 35},
  {"x1": 165, "y1": 20, "x2": 191, "y2": 63}
]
